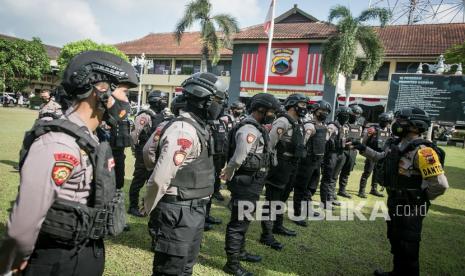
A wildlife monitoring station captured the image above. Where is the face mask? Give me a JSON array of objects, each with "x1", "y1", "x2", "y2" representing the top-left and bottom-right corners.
[
  {"x1": 262, "y1": 113, "x2": 276, "y2": 124},
  {"x1": 104, "y1": 96, "x2": 130, "y2": 128},
  {"x1": 233, "y1": 110, "x2": 243, "y2": 117},
  {"x1": 379, "y1": 121, "x2": 389, "y2": 129},
  {"x1": 316, "y1": 113, "x2": 327, "y2": 122},
  {"x1": 391, "y1": 121, "x2": 410, "y2": 137},
  {"x1": 296, "y1": 106, "x2": 308, "y2": 117},
  {"x1": 349, "y1": 114, "x2": 357, "y2": 124},
  {"x1": 207, "y1": 100, "x2": 223, "y2": 120},
  {"x1": 337, "y1": 114, "x2": 349, "y2": 125}
]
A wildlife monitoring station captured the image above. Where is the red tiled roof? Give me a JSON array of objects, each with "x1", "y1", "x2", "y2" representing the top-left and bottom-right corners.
[
  {"x1": 375, "y1": 23, "x2": 465, "y2": 57},
  {"x1": 0, "y1": 34, "x2": 61, "y2": 59},
  {"x1": 234, "y1": 22, "x2": 465, "y2": 57},
  {"x1": 234, "y1": 22, "x2": 336, "y2": 40},
  {"x1": 115, "y1": 32, "x2": 232, "y2": 57}
]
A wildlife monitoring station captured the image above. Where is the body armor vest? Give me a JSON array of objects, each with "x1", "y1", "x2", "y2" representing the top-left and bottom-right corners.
[
  {"x1": 19, "y1": 119, "x2": 124, "y2": 246},
  {"x1": 110, "y1": 103, "x2": 132, "y2": 148},
  {"x1": 367, "y1": 126, "x2": 391, "y2": 151},
  {"x1": 328, "y1": 121, "x2": 347, "y2": 153},
  {"x1": 347, "y1": 123, "x2": 362, "y2": 143},
  {"x1": 209, "y1": 118, "x2": 229, "y2": 155},
  {"x1": 307, "y1": 122, "x2": 327, "y2": 156},
  {"x1": 228, "y1": 118, "x2": 271, "y2": 173},
  {"x1": 157, "y1": 114, "x2": 214, "y2": 200},
  {"x1": 276, "y1": 114, "x2": 306, "y2": 159}
]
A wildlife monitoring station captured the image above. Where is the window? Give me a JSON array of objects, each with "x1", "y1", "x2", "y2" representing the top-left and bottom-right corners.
[
  {"x1": 373, "y1": 62, "x2": 390, "y2": 81},
  {"x1": 149, "y1": 60, "x2": 172, "y2": 74},
  {"x1": 175, "y1": 60, "x2": 201, "y2": 75},
  {"x1": 211, "y1": 60, "x2": 232, "y2": 76},
  {"x1": 395, "y1": 62, "x2": 434, "y2": 74},
  {"x1": 352, "y1": 62, "x2": 390, "y2": 81}
]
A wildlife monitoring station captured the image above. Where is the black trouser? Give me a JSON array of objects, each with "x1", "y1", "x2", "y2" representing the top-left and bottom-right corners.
[
  {"x1": 112, "y1": 147, "x2": 126, "y2": 190},
  {"x1": 149, "y1": 199, "x2": 207, "y2": 276},
  {"x1": 213, "y1": 154, "x2": 226, "y2": 193},
  {"x1": 129, "y1": 149, "x2": 152, "y2": 209},
  {"x1": 320, "y1": 151, "x2": 343, "y2": 203},
  {"x1": 293, "y1": 155, "x2": 323, "y2": 217},
  {"x1": 386, "y1": 193, "x2": 429, "y2": 276},
  {"x1": 338, "y1": 149, "x2": 357, "y2": 193},
  {"x1": 358, "y1": 158, "x2": 380, "y2": 193},
  {"x1": 225, "y1": 171, "x2": 266, "y2": 256},
  {"x1": 24, "y1": 238, "x2": 105, "y2": 276},
  {"x1": 261, "y1": 157, "x2": 298, "y2": 238}
]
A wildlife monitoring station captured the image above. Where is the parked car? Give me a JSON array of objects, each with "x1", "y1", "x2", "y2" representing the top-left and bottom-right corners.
[{"x1": 1, "y1": 93, "x2": 17, "y2": 105}]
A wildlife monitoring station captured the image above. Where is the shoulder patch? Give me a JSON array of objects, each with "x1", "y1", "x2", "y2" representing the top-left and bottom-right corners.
[
  {"x1": 54, "y1": 153, "x2": 80, "y2": 167},
  {"x1": 173, "y1": 150, "x2": 187, "y2": 166},
  {"x1": 247, "y1": 133, "x2": 256, "y2": 144},
  {"x1": 140, "y1": 118, "x2": 146, "y2": 125},
  {"x1": 52, "y1": 165, "x2": 72, "y2": 186},
  {"x1": 277, "y1": 127, "x2": 284, "y2": 135},
  {"x1": 177, "y1": 138, "x2": 192, "y2": 150},
  {"x1": 119, "y1": 110, "x2": 127, "y2": 118},
  {"x1": 418, "y1": 147, "x2": 444, "y2": 178}
]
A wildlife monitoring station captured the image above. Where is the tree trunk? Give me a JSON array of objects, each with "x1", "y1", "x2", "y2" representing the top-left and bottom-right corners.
[
  {"x1": 201, "y1": 55, "x2": 208, "y2": 73},
  {"x1": 344, "y1": 74, "x2": 352, "y2": 106}
]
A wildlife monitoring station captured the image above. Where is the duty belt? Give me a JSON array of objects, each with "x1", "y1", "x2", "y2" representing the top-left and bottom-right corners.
[{"x1": 160, "y1": 195, "x2": 210, "y2": 206}]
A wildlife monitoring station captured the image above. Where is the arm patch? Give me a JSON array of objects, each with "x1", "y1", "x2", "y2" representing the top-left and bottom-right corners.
[{"x1": 418, "y1": 147, "x2": 444, "y2": 178}]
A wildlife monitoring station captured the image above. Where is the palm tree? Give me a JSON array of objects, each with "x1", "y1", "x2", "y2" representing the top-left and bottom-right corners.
[
  {"x1": 175, "y1": 0, "x2": 239, "y2": 73},
  {"x1": 322, "y1": 5, "x2": 391, "y2": 105}
]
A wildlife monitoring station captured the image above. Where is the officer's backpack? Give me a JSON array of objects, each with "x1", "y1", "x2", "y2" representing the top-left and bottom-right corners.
[
  {"x1": 19, "y1": 119, "x2": 125, "y2": 245},
  {"x1": 375, "y1": 138, "x2": 446, "y2": 187}
]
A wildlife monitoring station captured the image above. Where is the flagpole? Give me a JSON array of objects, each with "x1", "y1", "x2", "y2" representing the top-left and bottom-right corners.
[{"x1": 263, "y1": 0, "x2": 276, "y2": 93}]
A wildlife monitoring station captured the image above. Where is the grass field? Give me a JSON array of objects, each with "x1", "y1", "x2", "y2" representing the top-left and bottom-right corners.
[{"x1": 0, "y1": 107, "x2": 464, "y2": 276}]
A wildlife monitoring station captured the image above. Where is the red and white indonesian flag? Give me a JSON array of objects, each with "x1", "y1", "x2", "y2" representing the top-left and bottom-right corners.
[{"x1": 264, "y1": 0, "x2": 275, "y2": 36}]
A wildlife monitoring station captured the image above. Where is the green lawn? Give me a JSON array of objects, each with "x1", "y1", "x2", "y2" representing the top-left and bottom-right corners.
[{"x1": 0, "y1": 107, "x2": 464, "y2": 275}]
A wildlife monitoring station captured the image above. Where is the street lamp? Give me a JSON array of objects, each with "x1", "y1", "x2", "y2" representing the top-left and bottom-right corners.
[{"x1": 131, "y1": 53, "x2": 147, "y2": 113}]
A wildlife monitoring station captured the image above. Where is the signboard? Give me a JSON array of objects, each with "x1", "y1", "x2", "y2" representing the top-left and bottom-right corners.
[{"x1": 387, "y1": 73, "x2": 465, "y2": 122}]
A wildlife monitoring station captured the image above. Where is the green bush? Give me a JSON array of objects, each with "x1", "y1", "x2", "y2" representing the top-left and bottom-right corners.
[{"x1": 28, "y1": 96, "x2": 42, "y2": 109}]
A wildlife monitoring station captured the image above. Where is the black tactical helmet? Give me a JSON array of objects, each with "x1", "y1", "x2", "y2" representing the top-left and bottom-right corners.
[
  {"x1": 231, "y1": 101, "x2": 246, "y2": 110},
  {"x1": 248, "y1": 93, "x2": 281, "y2": 112},
  {"x1": 147, "y1": 90, "x2": 168, "y2": 104},
  {"x1": 283, "y1": 93, "x2": 308, "y2": 109},
  {"x1": 314, "y1": 100, "x2": 332, "y2": 114},
  {"x1": 170, "y1": 94, "x2": 187, "y2": 116},
  {"x1": 378, "y1": 112, "x2": 394, "y2": 123},
  {"x1": 394, "y1": 107, "x2": 431, "y2": 133},
  {"x1": 336, "y1": 106, "x2": 351, "y2": 116},
  {"x1": 350, "y1": 104, "x2": 363, "y2": 115},
  {"x1": 62, "y1": 50, "x2": 138, "y2": 99},
  {"x1": 181, "y1": 72, "x2": 227, "y2": 100}
]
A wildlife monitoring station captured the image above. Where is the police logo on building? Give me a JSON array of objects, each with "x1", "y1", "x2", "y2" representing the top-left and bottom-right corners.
[{"x1": 271, "y1": 48, "x2": 294, "y2": 75}]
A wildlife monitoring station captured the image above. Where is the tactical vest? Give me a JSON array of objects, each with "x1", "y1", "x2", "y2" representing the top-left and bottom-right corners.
[
  {"x1": 328, "y1": 121, "x2": 347, "y2": 153},
  {"x1": 156, "y1": 114, "x2": 214, "y2": 200},
  {"x1": 209, "y1": 118, "x2": 229, "y2": 156},
  {"x1": 228, "y1": 118, "x2": 271, "y2": 173},
  {"x1": 347, "y1": 123, "x2": 363, "y2": 143},
  {"x1": 276, "y1": 114, "x2": 306, "y2": 159},
  {"x1": 19, "y1": 119, "x2": 125, "y2": 246},
  {"x1": 367, "y1": 126, "x2": 391, "y2": 151},
  {"x1": 307, "y1": 122, "x2": 327, "y2": 156},
  {"x1": 110, "y1": 103, "x2": 132, "y2": 148},
  {"x1": 136, "y1": 109, "x2": 171, "y2": 149},
  {"x1": 376, "y1": 139, "x2": 445, "y2": 191}
]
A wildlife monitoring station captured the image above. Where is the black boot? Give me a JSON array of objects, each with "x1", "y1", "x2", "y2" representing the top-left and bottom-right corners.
[
  {"x1": 337, "y1": 190, "x2": 352, "y2": 199},
  {"x1": 273, "y1": 225, "x2": 297, "y2": 236},
  {"x1": 259, "y1": 235, "x2": 284, "y2": 251},
  {"x1": 212, "y1": 190, "x2": 225, "y2": 201},
  {"x1": 206, "y1": 216, "x2": 222, "y2": 225},
  {"x1": 239, "y1": 251, "x2": 262, "y2": 263},
  {"x1": 293, "y1": 219, "x2": 308, "y2": 227},
  {"x1": 370, "y1": 187, "x2": 384, "y2": 197},
  {"x1": 127, "y1": 206, "x2": 145, "y2": 217},
  {"x1": 223, "y1": 255, "x2": 254, "y2": 276},
  {"x1": 357, "y1": 192, "x2": 367, "y2": 198}
]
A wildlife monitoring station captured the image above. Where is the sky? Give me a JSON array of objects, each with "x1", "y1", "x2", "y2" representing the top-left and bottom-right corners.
[{"x1": 0, "y1": 0, "x2": 463, "y2": 47}]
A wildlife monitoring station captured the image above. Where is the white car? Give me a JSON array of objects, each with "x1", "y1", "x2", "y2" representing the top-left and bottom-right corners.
[{"x1": 1, "y1": 93, "x2": 17, "y2": 105}]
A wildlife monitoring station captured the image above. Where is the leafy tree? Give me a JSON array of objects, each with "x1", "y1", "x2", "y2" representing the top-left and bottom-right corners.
[
  {"x1": 175, "y1": 0, "x2": 239, "y2": 72},
  {"x1": 445, "y1": 41, "x2": 465, "y2": 66},
  {"x1": 0, "y1": 37, "x2": 50, "y2": 92},
  {"x1": 58, "y1": 39, "x2": 128, "y2": 71},
  {"x1": 322, "y1": 6, "x2": 391, "y2": 105}
]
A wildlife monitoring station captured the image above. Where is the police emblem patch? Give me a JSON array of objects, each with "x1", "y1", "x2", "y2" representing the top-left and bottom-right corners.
[
  {"x1": 119, "y1": 110, "x2": 127, "y2": 118},
  {"x1": 277, "y1": 128, "x2": 284, "y2": 135},
  {"x1": 173, "y1": 151, "x2": 187, "y2": 166},
  {"x1": 247, "y1": 133, "x2": 256, "y2": 144},
  {"x1": 52, "y1": 165, "x2": 72, "y2": 186}
]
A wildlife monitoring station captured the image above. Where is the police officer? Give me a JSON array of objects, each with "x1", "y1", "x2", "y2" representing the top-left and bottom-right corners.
[
  {"x1": 357, "y1": 112, "x2": 393, "y2": 198},
  {"x1": 353, "y1": 107, "x2": 448, "y2": 276},
  {"x1": 38, "y1": 89, "x2": 63, "y2": 119},
  {"x1": 221, "y1": 93, "x2": 280, "y2": 276},
  {"x1": 320, "y1": 106, "x2": 351, "y2": 208},
  {"x1": 143, "y1": 72, "x2": 226, "y2": 275},
  {"x1": 0, "y1": 50, "x2": 138, "y2": 275},
  {"x1": 336, "y1": 105, "x2": 365, "y2": 199},
  {"x1": 292, "y1": 100, "x2": 332, "y2": 226},
  {"x1": 128, "y1": 91, "x2": 172, "y2": 217},
  {"x1": 260, "y1": 93, "x2": 308, "y2": 250},
  {"x1": 230, "y1": 101, "x2": 246, "y2": 123}
]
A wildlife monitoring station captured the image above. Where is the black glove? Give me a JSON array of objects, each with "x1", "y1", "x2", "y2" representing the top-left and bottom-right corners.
[{"x1": 351, "y1": 141, "x2": 367, "y2": 152}]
